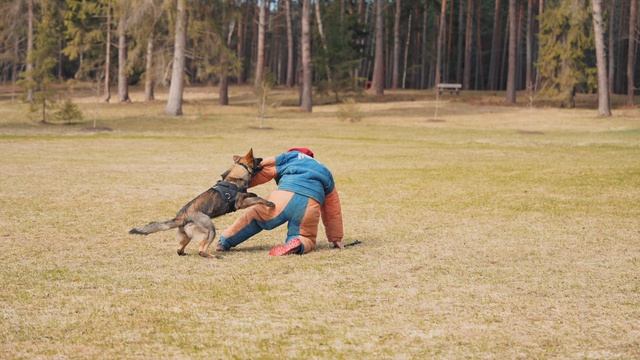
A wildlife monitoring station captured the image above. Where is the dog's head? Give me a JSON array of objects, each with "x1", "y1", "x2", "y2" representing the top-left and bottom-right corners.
[
  {"x1": 221, "y1": 148, "x2": 263, "y2": 181},
  {"x1": 233, "y1": 148, "x2": 263, "y2": 173}
]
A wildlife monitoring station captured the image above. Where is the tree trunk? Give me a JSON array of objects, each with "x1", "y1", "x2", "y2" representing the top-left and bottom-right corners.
[
  {"x1": 220, "y1": 16, "x2": 235, "y2": 106},
  {"x1": 628, "y1": 0, "x2": 638, "y2": 105},
  {"x1": 166, "y1": 0, "x2": 187, "y2": 116},
  {"x1": 104, "y1": 0, "x2": 111, "y2": 102},
  {"x1": 463, "y1": 0, "x2": 473, "y2": 89},
  {"x1": 475, "y1": 0, "x2": 484, "y2": 89},
  {"x1": 117, "y1": 13, "x2": 130, "y2": 102},
  {"x1": 12, "y1": 35, "x2": 19, "y2": 102},
  {"x1": 386, "y1": 23, "x2": 392, "y2": 87},
  {"x1": 526, "y1": 0, "x2": 533, "y2": 91},
  {"x1": 392, "y1": 0, "x2": 401, "y2": 89},
  {"x1": 402, "y1": 13, "x2": 412, "y2": 88},
  {"x1": 236, "y1": 6, "x2": 245, "y2": 84},
  {"x1": 285, "y1": 0, "x2": 294, "y2": 87},
  {"x1": 456, "y1": 0, "x2": 465, "y2": 83},
  {"x1": 370, "y1": 0, "x2": 385, "y2": 95},
  {"x1": 608, "y1": 0, "x2": 615, "y2": 95},
  {"x1": 488, "y1": 0, "x2": 502, "y2": 90},
  {"x1": 76, "y1": 51, "x2": 84, "y2": 80},
  {"x1": 615, "y1": 0, "x2": 626, "y2": 94},
  {"x1": 429, "y1": 2, "x2": 438, "y2": 87},
  {"x1": 505, "y1": 0, "x2": 517, "y2": 103},
  {"x1": 300, "y1": 0, "x2": 312, "y2": 112},
  {"x1": 314, "y1": 0, "x2": 333, "y2": 83},
  {"x1": 255, "y1": 0, "x2": 266, "y2": 87},
  {"x1": 445, "y1": 0, "x2": 454, "y2": 82},
  {"x1": 592, "y1": 0, "x2": 612, "y2": 115},
  {"x1": 516, "y1": 1, "x2": 524, "y2": 90},
  {"x1": 499, "y1": 6, "x2": 509, "y2": 89},
  {"x1": 420, "y1": 0, "x2": 428, "y2": 88},
  {"x1": 435, "y1": 0, "x2": 447, "y2": 87},
  {"x1": 144, "y1": 34, "x2": 155, "y2": 101},
  {"x1": 535, "y1": 0, "x2": 544, "y2": 90},
  {"x1": 58, "y1": 38, "x2": 63, "y2": 80},
  {"x1": 361, "y1": 5, "x2": 372, "y2": 86},
  {"x1": 26, "y1": 0, "x2": 34, "y2": 103}
]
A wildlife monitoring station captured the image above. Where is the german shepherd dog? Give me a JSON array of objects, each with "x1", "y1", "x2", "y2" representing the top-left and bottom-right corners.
[{"x1": 129, "y1": 149, "x2": 274, "y2": 257}]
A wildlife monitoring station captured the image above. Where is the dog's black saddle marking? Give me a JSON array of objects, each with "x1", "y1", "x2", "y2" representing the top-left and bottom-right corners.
[{"x1": 212, "y1": 181, "x2": 243, "y2": 212}]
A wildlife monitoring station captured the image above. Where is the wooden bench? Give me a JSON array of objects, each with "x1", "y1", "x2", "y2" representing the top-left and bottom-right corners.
[{"x1": 437, "y1": 83, "x2": 462, "y2": 95}]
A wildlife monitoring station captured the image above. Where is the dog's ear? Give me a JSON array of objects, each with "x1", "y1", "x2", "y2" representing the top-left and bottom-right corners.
[
  {"x1": 232, "y1": 155, "x2": 241, "y2": 163},
  {"x1": 244, "y1": 148, "x2": 254, "y2": 162}
]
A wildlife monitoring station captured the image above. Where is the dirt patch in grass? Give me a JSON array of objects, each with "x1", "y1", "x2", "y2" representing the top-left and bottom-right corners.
[{"x1": 81, "y1": 126, "x2": 114, "y2": 132}]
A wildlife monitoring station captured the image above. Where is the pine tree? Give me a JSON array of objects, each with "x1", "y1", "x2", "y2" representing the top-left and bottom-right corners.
[
  {"x1": 313, "y1": 0, "x2": 363, "y2": 101},
  {"x1": 63, "y1": 0, "x2": 104, "y2": 81},
  {"x1": 538, "y1": 0, "x2": 594, "y2": 108},
  {"x1": 20, "y1": 0, "x2": 63, "y2": 122}
]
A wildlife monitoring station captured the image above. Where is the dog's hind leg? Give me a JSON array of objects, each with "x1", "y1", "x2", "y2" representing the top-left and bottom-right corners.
[
  {"x1": 188, "y1": 212, "x2": 216, "y2": 258},
  {"x1": 176, "y1": 226, "x2": 191, "y2": 256},
  {"x1": 200, "y1": 223, "x2": 216, "y2": 258}
]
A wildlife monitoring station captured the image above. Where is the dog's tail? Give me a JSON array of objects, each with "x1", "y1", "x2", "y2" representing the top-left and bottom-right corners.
[{"x1": 129, "y1": 218, "x2": 183, "y2": 235}]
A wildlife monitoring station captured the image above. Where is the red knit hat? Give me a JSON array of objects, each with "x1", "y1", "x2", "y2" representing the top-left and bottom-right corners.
[{"x1": 288, "y1": 147, "x2": 314, "y2": 158}]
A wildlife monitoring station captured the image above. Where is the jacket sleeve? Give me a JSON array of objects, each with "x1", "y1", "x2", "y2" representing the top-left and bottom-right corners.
[
  {"x1": 249, "y1": 156, "x2": 277, "y2": 188},
  {"x1": 321, "y1": 188, "x2": 344, "y2": 243}
]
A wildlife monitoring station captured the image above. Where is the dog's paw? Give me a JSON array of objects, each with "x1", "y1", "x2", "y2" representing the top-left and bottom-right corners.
[
  {"x1": 177, "y1": 249, "x2": 187, "y2": 256},
  {"x1": 198, "y1": 251, "x2": 213, "y2": 258}
]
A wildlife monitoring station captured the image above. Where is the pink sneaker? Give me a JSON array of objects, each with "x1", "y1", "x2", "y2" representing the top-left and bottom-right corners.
[{"x1": 269, "y1": 238, "x2": 302, "y2": 256}]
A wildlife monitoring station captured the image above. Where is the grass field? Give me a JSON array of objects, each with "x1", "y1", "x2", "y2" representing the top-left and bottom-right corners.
[{"x1": 1, "y1": 86, "x2": 639, "y2": 359}]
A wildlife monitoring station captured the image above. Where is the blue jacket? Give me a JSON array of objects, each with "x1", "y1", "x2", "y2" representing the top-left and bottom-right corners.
[{"x1": 274, "y1": 151, "x2": 336, "y2": 205}]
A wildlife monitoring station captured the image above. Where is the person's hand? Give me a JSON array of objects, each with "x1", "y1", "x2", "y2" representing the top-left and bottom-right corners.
[{"x1": 332, "y1": 241, "x2": 344, "y2": 249}]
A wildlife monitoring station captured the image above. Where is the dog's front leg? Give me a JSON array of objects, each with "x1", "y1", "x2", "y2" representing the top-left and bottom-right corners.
[{"x1": 235, "y1": 193, "x2": 275, "y2": 210}]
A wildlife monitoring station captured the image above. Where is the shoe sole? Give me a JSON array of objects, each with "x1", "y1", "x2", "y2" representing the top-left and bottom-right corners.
[{"x1": 269, "y1": 238, "x2": 302, "y2": 256}]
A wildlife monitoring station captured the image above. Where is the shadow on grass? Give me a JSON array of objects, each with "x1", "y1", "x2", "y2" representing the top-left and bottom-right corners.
[{"x1": 229, "y1": 240, "x2": 364, "y2": 254}]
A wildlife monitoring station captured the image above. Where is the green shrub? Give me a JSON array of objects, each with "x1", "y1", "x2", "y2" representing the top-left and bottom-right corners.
[
  {"x1": 54, "y1": 99, "x2": 83, "y2": 123},
  {"x1": 337, "y1": 98, "x2": 363, "y2": 123}
]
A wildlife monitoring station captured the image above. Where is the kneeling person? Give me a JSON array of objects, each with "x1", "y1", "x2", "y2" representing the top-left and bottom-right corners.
[{"x1": 217, "y1": 147, "x2": 343, "y2": 255}]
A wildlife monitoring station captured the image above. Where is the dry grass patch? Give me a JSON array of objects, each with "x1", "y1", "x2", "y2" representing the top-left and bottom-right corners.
[{"x1": 1, "y1": 87, "x2": 639, "y2": 358}]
